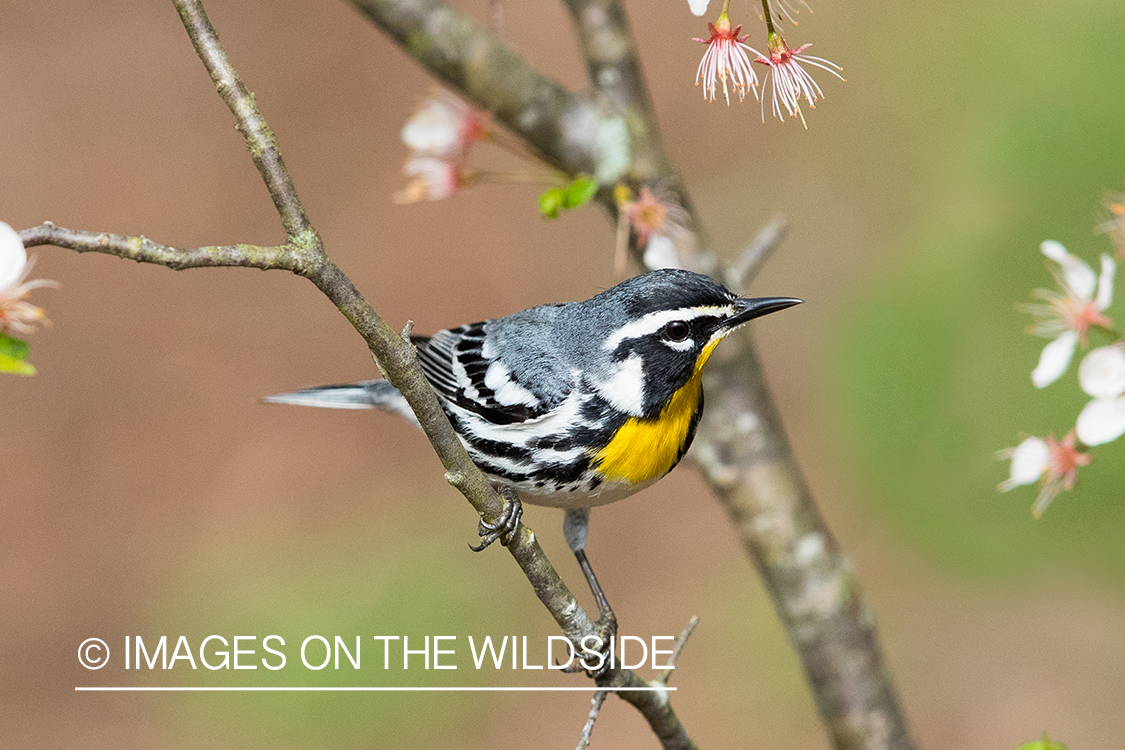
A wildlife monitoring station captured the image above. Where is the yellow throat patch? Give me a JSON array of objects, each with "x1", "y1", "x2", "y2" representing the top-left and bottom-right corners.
[{"x1": 592, "y1": 337, "x2": 722, "y2": 484}]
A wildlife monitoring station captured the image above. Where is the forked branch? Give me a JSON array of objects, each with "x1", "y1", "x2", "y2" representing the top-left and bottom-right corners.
[
  {"x1": 17, "y1": 0, "x2": 696, "y2": 746},
  {"x1": 344, "y1": 0, "x2": 916, "y2": 748}
]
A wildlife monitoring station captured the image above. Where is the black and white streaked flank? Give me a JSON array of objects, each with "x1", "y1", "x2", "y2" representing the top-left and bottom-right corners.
[{"x1": 265, "y1": 269, "x2": 801, "y2": 508}]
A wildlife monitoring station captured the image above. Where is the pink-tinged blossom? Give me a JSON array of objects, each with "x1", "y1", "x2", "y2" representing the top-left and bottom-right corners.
[
  {"x1": 394, "y1": 158, "x2": 466, "y2": 203},
  {"x1": 693, "y1": 13, "x2": 763, "y2": 106},
  {"x1": 754, "y1": 32, "x2": 843, "y2": 127},
  {"x1": 617, "y1": 185, "x2": 689, "y2": 272},
  {"x1": 401, "y1": 89, "x2": 487, "y2": 159},
  {"x1": 1076, "y1": 344, "x2": 1125, "y2": 446},
  {"x1": 998, "y1": 431, "x2": 1091, "y2": 517},
  {"x1": 623, "y1": 186, "x2": 686, "y2": 247},
  {"x1": 0, "y1": 221, "x2": 58, "y2": 336},
  {"x1": 1020, "y1": 240, "x2": 1115, "y2": 388}
]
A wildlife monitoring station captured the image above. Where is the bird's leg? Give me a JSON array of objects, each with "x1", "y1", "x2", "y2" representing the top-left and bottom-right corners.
[
  {"x1": 469, "y1": 485, "x2": 523, "y2": 551},
  {"x1": 563, "y1": 508, "x2": 617, "y2": 677}
]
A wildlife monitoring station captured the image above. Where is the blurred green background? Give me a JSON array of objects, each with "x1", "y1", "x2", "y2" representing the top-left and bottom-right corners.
[
  {"x1": 832, "y1": 0, "x2": 1125, "y2": 586},
  {"x1": 1, "y1": 0, "x2": 1123, "y2": 748}
]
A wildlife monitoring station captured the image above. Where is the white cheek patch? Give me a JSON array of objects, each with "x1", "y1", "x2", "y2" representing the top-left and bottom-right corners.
[
  {"x1": 601, "y1": 305, "x2": 732, "y2": 352},
  {"x1": 484, "y1": 361, "x2": 540, "y2": 407},
  {"x1": 593, "y1": 352, "x2": 646, "y2": 417}
]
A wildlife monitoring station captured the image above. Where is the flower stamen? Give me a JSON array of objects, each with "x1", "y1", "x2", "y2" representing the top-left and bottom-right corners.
[{"x1": 693, "y1": 12, "x2": 763, "y2": 105}]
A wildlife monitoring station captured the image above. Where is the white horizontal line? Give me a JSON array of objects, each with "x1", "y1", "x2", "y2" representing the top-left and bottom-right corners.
[{"x1": 75, "y1": 686, "x2": 674, "y2": 692}]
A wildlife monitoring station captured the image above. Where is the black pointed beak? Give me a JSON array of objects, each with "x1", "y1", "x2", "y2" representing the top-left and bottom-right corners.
[{"x1": 720, "y1": 296, "x2": 803, "y2": 331}]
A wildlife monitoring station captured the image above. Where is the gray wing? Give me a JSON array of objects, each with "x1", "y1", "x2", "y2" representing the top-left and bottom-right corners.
[{"x1": 415, "y1": 306, "x2": 571, "y2": 425}]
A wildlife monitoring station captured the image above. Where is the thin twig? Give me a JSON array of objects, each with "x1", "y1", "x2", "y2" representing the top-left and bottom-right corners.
[
  {"x1": 173, "y1": 0, "x2": 312, "y2": 242},
  {"x1": 562, "y1": 3, "x2": 915, "y2": 748},
  {"x1": 20, "y1": 3, "x2": 694, "y2": 746},
  {"x1": 18, "y1": 223, "x2": 302, "y2": 271},
  {"x1": 575, "y1": 689, "x2": 608, "y2": 750},
  {"x1": 349, "y1": 1, "x2": 916, "y2": 748},
  {"x1": 725, "y1": 214, "x2": 788, "y2": 294},
  {"x1": 659, "y1": 615, "x2": 700, "y2": 685}
]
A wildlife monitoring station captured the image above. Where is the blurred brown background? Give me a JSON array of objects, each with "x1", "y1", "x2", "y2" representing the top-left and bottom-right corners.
[{"x1": 2, "y1": 0, "x2": 1124, "y2": 748}]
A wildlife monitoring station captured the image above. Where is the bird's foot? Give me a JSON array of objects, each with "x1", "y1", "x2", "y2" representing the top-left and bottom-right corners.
[
  {"x1": 564, "y1": 613, "x2": 618, "y2": 679},
  {"x1": 469, "y1": 489, "x2": 522, "y2": 551}
]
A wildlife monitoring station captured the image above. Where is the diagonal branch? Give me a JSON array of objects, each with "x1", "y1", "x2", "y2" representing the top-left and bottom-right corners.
[
  {"x1": 569, "y1": 4, "x2": 914, "y2": 748},
  {"x1": 19, "y1": 223, "x2": 692, "y2": 750},
  {"x1": 173, "y1": 0, "x2": 312, "y2": 241},
  {"x1": 693, "y1": 338, "x2": 914, "y2": 750},
  {"x1": 561, "y1": 0, "x2": 673, "y2": 184},
  {"x1": 349, "y1": 0, "x2": 605, "y2": 178},
  {"x1": 19, "y1": 1, "x2": 695, "y2": 746},
  {"x1": 725, "y1": 214, "x2": 787, "y2": 294},
  {"x1": 565, "y1": 5, "x2": 914, "y2": 747},
  {"x1": 346, "y1": 0, "x2": 915, "y2": 748}
]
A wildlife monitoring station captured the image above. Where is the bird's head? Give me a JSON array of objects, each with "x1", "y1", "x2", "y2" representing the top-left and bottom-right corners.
[{"x1": 577, "y1": 269, "x2": 801, "y2": 419}]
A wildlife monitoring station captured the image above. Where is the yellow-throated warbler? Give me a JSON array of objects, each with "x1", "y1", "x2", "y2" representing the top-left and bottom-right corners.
[{"x1": 267, "y1": 268, "x2": 799, "y2": 658}]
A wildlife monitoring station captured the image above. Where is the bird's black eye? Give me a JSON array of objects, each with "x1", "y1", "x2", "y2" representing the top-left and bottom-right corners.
[{"x1": 661, "y1": 321, "x2": 690, "y2": 342}]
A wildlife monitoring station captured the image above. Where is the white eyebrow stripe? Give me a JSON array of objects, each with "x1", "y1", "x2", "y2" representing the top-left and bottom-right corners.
[{"x1": 600, "y1": 305, "x2": 732, "y2": 352}]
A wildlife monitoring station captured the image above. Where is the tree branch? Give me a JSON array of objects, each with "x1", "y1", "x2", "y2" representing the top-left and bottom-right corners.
[
  {"x1": 346, "y1": 0, "x2": 916, "y2": 747},
  {"x1": 348, "y1": 0, "x2": 611, "y2": 179},
  {"x1": 560, "y1": 0, "x2": 671, "y2": 184},
  {"x1": 725, "y1": 215, "x2": 787, "y2": 294},
  {"x1": 693, "y1": 338, "x2": 914, "y2": 750},
  {"x1": 20, "y1": 1, "x2": 695, "y2": 746},
  {"x1": 18, "y1": 223, "x2": 302, "y2": 271},
  {"x1": 565, "y1": 4, "x2": 915, "y2": 747},
  {"x1": 576, "y1": 689, "x2": 608, "y2": 750},
  {"x1": 173, "y1": 0, "x2": 313, "y2": 241},
  {"x1": 658, "y1": 615, "x2": 699, "y2": 685}
]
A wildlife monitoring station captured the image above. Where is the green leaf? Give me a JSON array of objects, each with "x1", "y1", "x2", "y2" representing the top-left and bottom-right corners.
[
  {"x1": 538, "y1": 188, "x2": 565, "y2": 219},
  {"x1": 562, "y1": 177, "x2": 598, "y2": 209},
  {"x1": 0, "y1": 334, "x2": 36, "y2": 376},
  {"x1": 0, "y1": 353, "x2": 36, "y2": 376},
  {"x1": 0, "y1": 333, "x2": 30, "y2": 361},
  {"x1": 1015, "y1": 733, "x2": 1067, "y2": 750}
]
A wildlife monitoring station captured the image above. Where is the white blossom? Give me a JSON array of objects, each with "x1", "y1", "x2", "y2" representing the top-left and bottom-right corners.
[
  {"x1": 998, "y1": 437, "x2": 1049, "y2": 491},
  {"x1": 401, "y1": 89, "x2": 485, "y2": 158},
  {"x1": 1076, "y1": 345, "x2": 1125, "y2": 446},
  {"x1": 643, "y1": 235, "x2": 682, "y2": 270},
  {"x1": 394, "y1": 158, "x2": 465, "y2": 203},
  {"x1": 0, "y1": 221, "x2": 57, "y2": 335},
  {"x1": 998, "y1": 432, "x2": 1090, "y2": 517},
  {"x1": 688, "y1": 0, "x2": 711, "y2": 17},
  {"x1": 755, "y1": 33, "x2": 843, "y2": 128},
  {"x1": 1022, "y1": 241, "x2": 1115, "y2": 388},
  {"x1": 693, "y1": 14, "x2": 762, "y2": 105}
]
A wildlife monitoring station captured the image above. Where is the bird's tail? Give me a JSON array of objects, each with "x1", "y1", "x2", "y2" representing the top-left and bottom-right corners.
[{"x1": 262, "y1": 380, "x2": 419, "y2": 426}]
